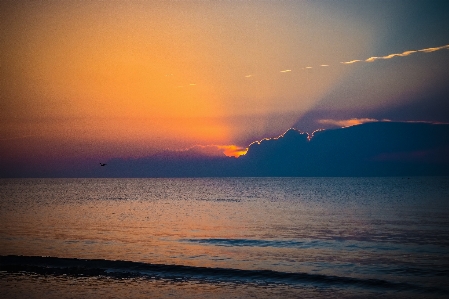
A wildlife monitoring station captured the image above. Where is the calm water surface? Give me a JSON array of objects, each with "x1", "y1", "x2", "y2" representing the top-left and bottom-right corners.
[{"x1": 1, "y1": 177, "x2": 448, "y2": 298}]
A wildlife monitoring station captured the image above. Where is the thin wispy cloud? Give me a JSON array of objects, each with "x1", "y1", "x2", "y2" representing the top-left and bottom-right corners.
[
  {"x1": 169, "y1": 144, "x2": 248, "y2": 157},
  {"x1": 341, "y1": 44, "x2": 449, "y2": 64},
  {"x1": 318, "y1": 118, "x2": 384, "y2": 127},
  {"x1": 176, "y1": 44, "x2": 448, "y2": 87},
  {"x1": 419, "y1": 45, "x2": 449, "y2": 53},
  {"x1": 403, "y1": 120, "x2": 449, "y2": 124},
  {"x1": 318, "y1": 118, "x2": 446, "y2": 128},
  {"x1": 341, "y1": 59, "x2": 363, "y2": 65},
  {"x1": 365, "y1": 50, "x2": 418, "y2": 62},
  {"x1": 218, "y1": 145, "x2": 248, "y2": 157}
]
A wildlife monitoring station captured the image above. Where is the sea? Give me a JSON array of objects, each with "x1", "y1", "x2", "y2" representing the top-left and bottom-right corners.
[{"x1": 1, "y1": 177, "x2": 448, "y2": 298}]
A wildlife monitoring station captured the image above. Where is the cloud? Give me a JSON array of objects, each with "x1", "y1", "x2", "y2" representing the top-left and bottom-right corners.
[
  {"x1": 401, "y1": 50, "x2": 418, "y2": 55},
  {"x1": 167, "y1": 144, "x2": 248, "y2": 158},
  {"x1": 218, "y1": 145, "x2": 248, "y2": 157},
  {"x1": 7, "y1": 123, "x2": 449, "y2": 177},
  {"x1": 239, "y1": 122, "x2": 449, "y2": 176},
  {"x1": 246, "y1": 128, "x2": 310, "y2": 149},
  {"x1": 318, "y1": 118, "x2": 384, "y2": 127},
  {"x1": 173, "y1": 44, "x2": 448, "y2": 88},
  {"x1": 317, "y1": 118, "x2": 446, "y2": 128},
  {"x1": 402, "y1": 120, "x2": 449, "y2": 124},
  {"x1": 418, "y1": 45, "x2": 449, "y2": 53},
  {"x1": 341, "y1": 59, "x2": 363, "y2": 64},
  {"x1": 365, "y1": 50, "x2": 418, "y2": 62},
  {"x1": 341, "y1": 44, "x2": 449, "y2": 64}
]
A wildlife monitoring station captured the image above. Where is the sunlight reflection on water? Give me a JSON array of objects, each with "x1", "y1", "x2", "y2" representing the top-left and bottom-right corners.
[{"x1": 1, "y1": 177, "x2": 449, "y2": 298}]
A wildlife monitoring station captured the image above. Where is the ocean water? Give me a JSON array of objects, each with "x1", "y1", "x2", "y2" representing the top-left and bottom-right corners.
[{"x1": 1, "y1": 177, "x2": 448, "y2": 298}]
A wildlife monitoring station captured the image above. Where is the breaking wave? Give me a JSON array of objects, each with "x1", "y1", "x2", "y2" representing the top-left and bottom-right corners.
[{"x1": 1, "y1": 255, "x2": 447, "y2": 295}]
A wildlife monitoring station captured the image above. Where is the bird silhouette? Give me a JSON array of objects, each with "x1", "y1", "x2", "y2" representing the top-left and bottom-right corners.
[{"x1": 100, "y1": 163, "x2": 107, "y2": 166}]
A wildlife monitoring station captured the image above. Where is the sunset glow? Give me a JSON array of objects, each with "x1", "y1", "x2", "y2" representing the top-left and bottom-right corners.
[
  {"x1": 1, "y1": 1, "x2": 448, "y2": 176},
  {"x1": 318, "y1": 118, "x2": 382, "y2": 128},
  {"x1": 220, "y1": 145, "x2": 249, "y2": 158}
]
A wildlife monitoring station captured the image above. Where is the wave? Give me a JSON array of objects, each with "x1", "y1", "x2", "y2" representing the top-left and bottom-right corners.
[
  {"x1": 180, "y1": 238, "x2": 448, "y2": 254},
  {"x1": 0, "y1": 255, "x2": 446, "y2": 295}
]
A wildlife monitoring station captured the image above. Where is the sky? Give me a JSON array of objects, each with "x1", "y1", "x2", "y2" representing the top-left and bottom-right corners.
[{"x1": 1, "y1": 0, "x2": 449, "y2": 172}]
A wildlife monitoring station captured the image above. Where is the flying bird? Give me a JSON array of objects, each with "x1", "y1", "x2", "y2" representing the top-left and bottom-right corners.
[{"x1": 100, "y1": 163, "x2": 107, "y2": 166}]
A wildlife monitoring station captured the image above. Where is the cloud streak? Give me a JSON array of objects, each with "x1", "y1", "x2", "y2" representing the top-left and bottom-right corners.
[
  {"x1": 318, "y1": 118, "x2": 385, "y2": 127},
  {"x1": 167, "y1": 144, "x2": 248, "y2": 158},
  {"x1": 177, "y1": 44, "x2": 448, "y2": 89},
  {"x1": 317, "y1": 118, "x2": 446, "y2": 128},
  {"x1": 341, "y1": 44, "x2": 449, "y2": 64},
  {"x1": 340, "y1": 59, "x2": 363, "y2": 65}
]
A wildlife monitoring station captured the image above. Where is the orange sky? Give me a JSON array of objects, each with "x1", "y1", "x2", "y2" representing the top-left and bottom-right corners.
[{"x1": 1, "y1": 1, "x2": 448, "y2": 163}]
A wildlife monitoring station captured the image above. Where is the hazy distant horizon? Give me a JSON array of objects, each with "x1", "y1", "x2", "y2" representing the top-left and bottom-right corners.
[{"x1": 2, "y1": 121, "x2": 448, "y2": 178}]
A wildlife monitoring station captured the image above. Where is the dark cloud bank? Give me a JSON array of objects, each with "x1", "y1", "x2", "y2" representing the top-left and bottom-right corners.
[
  {"x1": 2, "y1": 122, "x2": 448, "y2": 177},
  {"x1": 95, "y1": 122, "x2": 449, "y2": 178}
]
